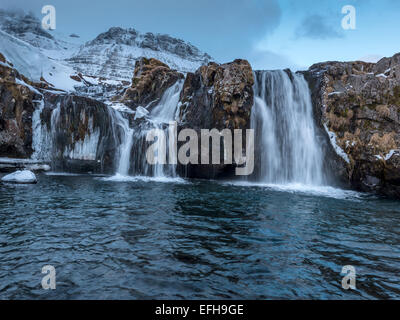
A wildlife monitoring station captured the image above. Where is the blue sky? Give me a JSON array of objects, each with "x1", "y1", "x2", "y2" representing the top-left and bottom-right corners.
[{"x1": 2, "y1": 0, "x2": 400, "y2": 70}]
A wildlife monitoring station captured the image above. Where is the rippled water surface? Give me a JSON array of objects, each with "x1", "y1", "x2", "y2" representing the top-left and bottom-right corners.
[{"x1": 1, "y1": 174, "x2": 400, "y2": 299}]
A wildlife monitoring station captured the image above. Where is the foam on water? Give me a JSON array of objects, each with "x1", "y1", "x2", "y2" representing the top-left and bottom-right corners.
[
  {"x1": 222, "y1": 180, "x2": 366, "y2": 200},
  {"x1": 45, "y1": 172, "x2": 84, "y2": 176},
  {"x1": 101, "y1": 173, "x2": 188, "y2": 184}
]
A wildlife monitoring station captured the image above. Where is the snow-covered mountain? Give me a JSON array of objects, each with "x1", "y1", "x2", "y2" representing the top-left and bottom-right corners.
[
  {"x1": 0, "y1": 10, "x2": 82, "y2": 91},
  {"x1": 0, "y1": 10, "x2": 79, "y2": 52},
  {"x1": 67, "y1": 27, "x2": 212, "y2": 80},
  {"x1": 0, "y1": 10, "x2": 213, "y2": 87},
  {"x1": 0, "y1": 29, "x2": 78, "y2": 91}
]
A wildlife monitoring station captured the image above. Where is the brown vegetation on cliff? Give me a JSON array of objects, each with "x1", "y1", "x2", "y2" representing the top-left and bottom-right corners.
[
  {"x1": 305, "y1": 53, "x2": 400, "y2": 197},
  {"x1": 117, "y1": 57, "x2": 184, "y2": 109}
]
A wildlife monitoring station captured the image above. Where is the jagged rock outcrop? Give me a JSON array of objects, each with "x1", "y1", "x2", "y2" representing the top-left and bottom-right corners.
[
  {"x1": 180, "y1": 59, "x2": 254, "y2": 130},
  {"x1": 304, "y1": 53, "x2": 400, "y2": 198},
  {"x1": 0, "y1": 53, "x2": 40, "y2": 158},
  {"x1": 117, "y1": 57, "x2": 184, "y2": 109},
  {"x1": 177, "y1": 59, "x2": 254, "y2": 178}
]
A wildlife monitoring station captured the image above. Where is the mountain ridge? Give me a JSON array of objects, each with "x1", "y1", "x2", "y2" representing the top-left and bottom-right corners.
[{"x1": 0, "y1": 10, "x2": 213, "y2": 83}]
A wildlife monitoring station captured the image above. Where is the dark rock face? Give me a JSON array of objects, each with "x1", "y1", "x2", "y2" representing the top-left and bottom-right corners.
[
  {"x1": 0, "y1": 50, "x2": 125, "y2": 173},
  {"x1": 42, "y1": 93, "x2": 122, "y2": 173},
  {"x1": 177, "y1": 59, "x2": 254, "y2": 179},
  {"x1": 0, "y1": 55, "x2": 40, "y2": 158},
  {"x1": 117, "y1": 57, "x2": 184, "y2": 109},
  {"x1": 304, "y1": 53, "x2": 400, "y2": 198},
  {"x1": 180, "y1": 59, "x2": 254, "y2": 130}
]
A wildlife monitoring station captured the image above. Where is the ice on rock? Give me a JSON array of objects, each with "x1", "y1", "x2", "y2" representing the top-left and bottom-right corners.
[
  {"x1": 1, "y1": 170, "x2": 37, "y2": 184},
  {"x1": 134, "y1": 106, "x2": 149, "y2": 120}
]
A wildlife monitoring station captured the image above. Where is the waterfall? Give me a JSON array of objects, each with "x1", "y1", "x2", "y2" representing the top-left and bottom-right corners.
[
  {"x1": 108, "y1": 109, "x2": 134, "y2": 176},
  {"x1": 106, "y1": 79, "x2": 183, "y2": 179},
  {"x1": 31, "y1": 99, "x2": 52, "y2": 161},
  {"x1": 124, "y1": 80, "x2": 183, "y2": 178},
  {"x1": 30, "y1": 80, "x2": 183, "y2": 177},
  {"x1": 251, "y1": 70, "x2": 324, "y2": 185},
  {"x1": 148, "y1": 80, "x2": 183, "y2": 178},
  {"x1": 150, "y1": 80, "x2": 184, "y2": 123}
]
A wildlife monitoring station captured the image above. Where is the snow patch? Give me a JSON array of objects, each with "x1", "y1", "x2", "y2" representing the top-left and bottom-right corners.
[
  {"x1": 0, "y1": 30, "x2": 78, "y2": 91},
  {"x1": 15, "y1": 78, "x2": 41, "y2": 95},
  {"x1": 375, "y1": 150, "x2": 399, "y2": 161},
  {"x1": 324, "y1": 123, "x2": 350, "y2": 164},
  {"x1": 134, "y1": 106, "x2": 149, "y2": 120},
  {"x1": 108, "y1": 103, "x2": 134, "y2": 114},
  {"x1": 1, "y1": 170, "x2": 37, "y2": 184},
  {"x1": 385, "y1": 149, "x2": 399, "y2": 161},
  {"x1": 328, "y1": 91, "x2": 344, "y2": 97}
]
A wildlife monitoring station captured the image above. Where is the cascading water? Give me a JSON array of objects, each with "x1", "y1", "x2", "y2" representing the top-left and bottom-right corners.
[
  {"x1": 31, "y1": 99, "x2": 52, "y2": 161},
  {"x1": 108, "y1": 109, "x2": 134, "y2": 176},
  {"x1": 105, "y1": 79, "x2": 183, "y2": 179},
  {"x1": 150, "y1": 80, "x2": 184, "y2": 123},
  {"x1": 251, "y1": 70, "x2": 324, "y2": 185},
  {"x1": 30, "y1": 80, "x2": 182, "y2": 178},
  {"x1": 125, "y1": 80, "x2": 183, "y2": 178},
  {"x1": 148, "y1": 79, "x2": 183, "y2": 178}
]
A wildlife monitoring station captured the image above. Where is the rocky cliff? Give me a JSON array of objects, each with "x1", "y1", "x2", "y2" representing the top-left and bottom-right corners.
[
  {"x1": 177, "y1": 59, "x2": 254, "y2": 178},
  {"x1": 0, "y1": 53, "x2": 41, "y2": 158},
  {"x1": 304, "y1": 53, "x2": 400, "y2": 198},
  {"x1": 117, "y1": 57, "x2": 184, "y2": 109},
  {"x1": 179, "y1": 59, "x2": 254, "y2": 130},
  {"x1": 41, "y1": 93, "x2": 122, "y2": 173},
  {"x1": 0, "y1": 51, "x2": 123, "y2": 173},
  {"x1": 2, "y1": 24, "x2": 400, "y2": 199}
]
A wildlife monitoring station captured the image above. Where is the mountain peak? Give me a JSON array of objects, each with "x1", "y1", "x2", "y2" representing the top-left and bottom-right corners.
[
  {"x1": 88, "y1": 26, "x2": 212, "y2": 63},
  {"x1": 67, "y1": 26, "x2": 213, "y2": 80}
]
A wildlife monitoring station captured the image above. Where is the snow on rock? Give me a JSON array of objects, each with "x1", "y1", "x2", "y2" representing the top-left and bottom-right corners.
[
  {"x1": 134, "y1": 106, "x2": 149, "y2": 120},
  {"x1": 324, "y1": 123, "x2": 350, "y2": 164},
  {"x1": 385, "y1": 150, "x2": 399, "y2": 161},
  {"x1": 108, "y1": 103, "x2": 135, "y2": 114},
  {"x1": 1, "y1": 170, "x2": 37, "y2": 184},
  {"x1": 374, "y1": 150, "x2": 399, "y2": 161},
  {"x1": 376, "y1": 73, "x2": 388, "y2": 79}
]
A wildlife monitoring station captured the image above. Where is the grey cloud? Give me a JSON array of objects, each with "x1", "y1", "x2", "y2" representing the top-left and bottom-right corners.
[
  {"x1": 295, "y1": 14, "x2": 344, "y2": 40},
  {"x1": 248, "y1": 49, "x2": 300, "y2": 71}
]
